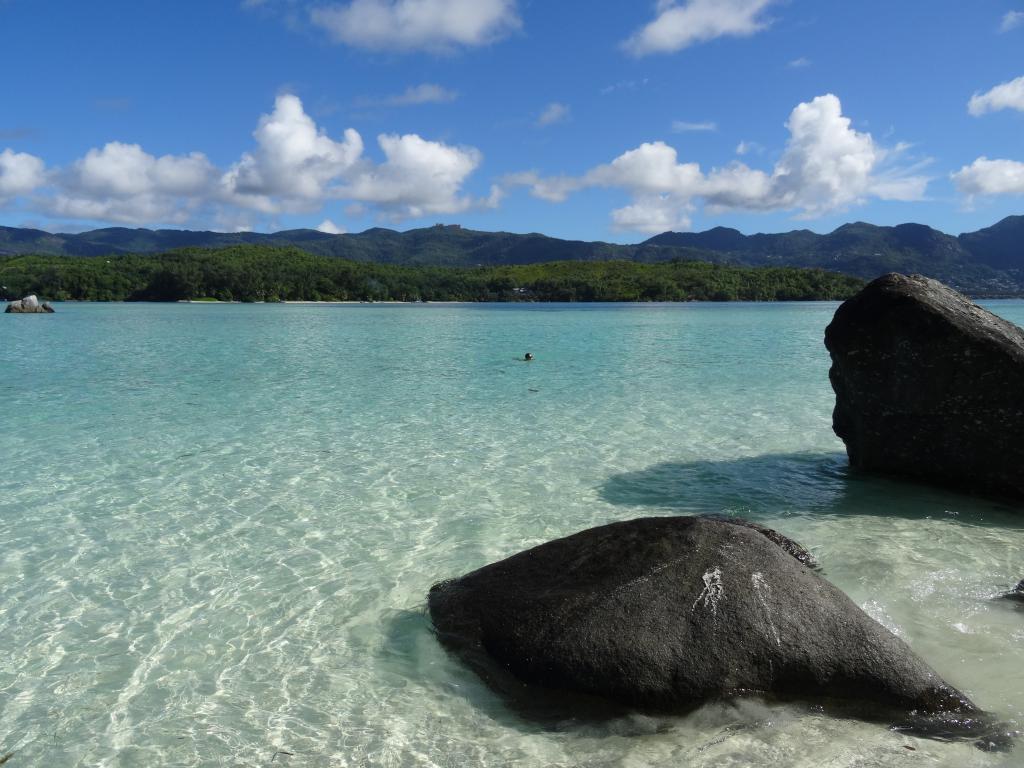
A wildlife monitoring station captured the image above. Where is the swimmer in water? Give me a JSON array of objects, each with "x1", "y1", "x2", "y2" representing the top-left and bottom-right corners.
[{"x1": 524, "y1": 352, "x2": 534, "y2": 361}]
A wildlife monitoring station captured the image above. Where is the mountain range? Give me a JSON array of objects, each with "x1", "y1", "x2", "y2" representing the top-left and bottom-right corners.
[{"x1": 2, "y1": 215, "x2": 1022, "y2": 295}]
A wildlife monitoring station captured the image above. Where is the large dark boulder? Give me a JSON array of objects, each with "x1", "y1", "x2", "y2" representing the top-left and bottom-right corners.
[
  {"x1": 429, "y1": 516, "x2": 996, "y2": 741},
  {"x1": 825, "y1": 273, "x2": 1024, "y2": 498},
  {"x1": 5, "y1": 295, "x2": 54, "y2": 313}
]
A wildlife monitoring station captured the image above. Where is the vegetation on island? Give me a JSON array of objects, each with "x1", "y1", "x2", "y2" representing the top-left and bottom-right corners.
[
  {"x1": 2, "y1": 215, "x2": 1022, "y2": 295},
  {"x1": 0, "y1": 246, "x2": 865, "y2": 303}
]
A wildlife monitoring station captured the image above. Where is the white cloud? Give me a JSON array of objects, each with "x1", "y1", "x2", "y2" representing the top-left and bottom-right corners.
[
  {"x1": 764, "y1": 94, "x2": 879, "y2": 214},
  {"x1": 735, "y1": 140, "x2": 762, "y2": 155},
  {"x1": 310, "y1": 0, "x2": 520, "y2": 52},
  {"x1": 968, "y1": 75, "x2": 1024, "y2": 116},
  {"x1": 611, "y1": 197, "x2": 693, "y2": 232},
  {"x1": 1001, "y1": 10, "x2": 1024, "y2": 32},
  {"x1": 316, "y1": 218, "x2": 345, "y2": 234},
  {"x1": 224, "y1": 94, "x2": 483, "y2": 219},
  {"x1": 47, "y1": 194, "x2": 184, "y2": 225},
  {"x1": 956, "y1": 75, "x2": 1024, "y2": 200},
  {"x1": 9, "y1": 93, "x2": 484, "y2": 228},
  {"x1": 700, "y1": 163, "x2": 775, "y2": 213},
  {"x1": 484, "y1": 184, "x2": 504, "y2": 208},
  {"x1": 221, "y1": 93, "x2": 364, "y2": 213},
  {"x1": 537, "y1": 102, "x2": 570, "y2": 127},
  {"x1": 499, "y1": 171, "x2": 580, "y2": 203},
  {"x1": 952, "y1": 158, "x2": 1024, "y2": 199},
  {"x1": 587, "y1": 141, "x2": 705, "y2": 196},
  {"x1": 47, "y1": 142, "x2": 215, "y2": 224},
  {"x1": 672, "y1": 120, "x2": 717, "y2": 132},
  {"x1": 787, "y1": 56, "x2": 811, "y2": 68},
  {"x1": 70, "y1": 143, "x2": 212, "y2": 197},
  {"x1": 623, "y1": 0, "x2": 776, "y2": 56},
  {"x1": 379, "y1": 83, "x2": 458, "y2": 106},
  {"x1": 337, "y1": 132, "x2": 481, "y2": 218},
  {"x1": 0, "y1": 148, "x2": 46, "y2": 201},
  {"x1": 506, "y1": 94, "x2": 928, "y2": 233}
]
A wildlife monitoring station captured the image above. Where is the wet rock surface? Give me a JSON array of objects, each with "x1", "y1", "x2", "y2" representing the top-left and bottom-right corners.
[
  {"x1": 429, "y1": 516, "x2": 988, "y2": 739},
  {"x1": 825, "y1": 273, "x2": 1024, "y2": 499},
  {"x1": 999, "y1": 580, "x2": 1024, "y2": 603}
]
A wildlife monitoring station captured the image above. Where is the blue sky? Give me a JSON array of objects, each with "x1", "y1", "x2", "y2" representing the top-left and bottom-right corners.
[{"x1": 1, "y1": 0, "x2": 1022, "y2": 241}]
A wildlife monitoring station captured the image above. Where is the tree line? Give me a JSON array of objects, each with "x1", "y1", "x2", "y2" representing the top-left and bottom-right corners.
[{"x1": 0, "y1": 246, "x2": 865, "y2": 303}]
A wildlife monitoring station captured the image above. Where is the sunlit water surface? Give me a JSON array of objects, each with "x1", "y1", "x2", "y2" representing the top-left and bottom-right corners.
[{"x1": 1, "y1": 301, "x2": 1021, "y2": 767}]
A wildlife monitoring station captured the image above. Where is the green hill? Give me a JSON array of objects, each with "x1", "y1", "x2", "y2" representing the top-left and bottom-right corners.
[
  {"x1": 1, "y1": 216, "x2": 1022, "y2": 294},
  {"x1": 644, "y1": 221, "x2": 1014, "y2": 294},
  {"x1": 0, "y1": 246, "x2": 864, "y2": 303},
  {"x1": 958, "y1": 215, "x2": 1024, "y2": 273},
  {"x1": 0, "y1": 223, "x2": 709, "y2": 265}
]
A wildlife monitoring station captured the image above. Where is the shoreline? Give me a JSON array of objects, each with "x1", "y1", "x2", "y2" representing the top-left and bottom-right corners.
[
  {"x1": 164, "y1": 298, "x2": 839, "y2": 306},
  {"x1": 10, "y1": 296, "x2": 1024, "y2": 307}
]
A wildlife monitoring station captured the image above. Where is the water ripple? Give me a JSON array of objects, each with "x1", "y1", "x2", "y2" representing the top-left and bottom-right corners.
[{"x1": 1, "y1": 302, "x2": 1022, "y2": 767}]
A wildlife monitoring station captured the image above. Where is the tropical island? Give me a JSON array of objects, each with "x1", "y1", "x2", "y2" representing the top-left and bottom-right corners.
[
  {"x1": 0, "y1": 247, "x2": 864, "y2": 303},
  {"x1": 2, "y1": 214, "x2": 1022, "y2": 296}
]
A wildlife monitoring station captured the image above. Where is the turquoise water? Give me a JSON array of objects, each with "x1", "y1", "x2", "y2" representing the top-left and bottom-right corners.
[{"x1": 1, "y1": 301, "x2": 1021, "y2": 767}]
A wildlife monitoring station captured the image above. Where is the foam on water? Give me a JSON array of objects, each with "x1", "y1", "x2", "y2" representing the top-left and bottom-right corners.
[{"x1": 1, "y1": 301, "x2": 1022, "y2": 766}]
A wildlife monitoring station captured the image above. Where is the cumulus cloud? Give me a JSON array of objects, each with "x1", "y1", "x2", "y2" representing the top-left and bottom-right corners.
[
  {"x1": 506, "y1": 94, "x2": 928, "y2": 233},
  {"x1": 71, "y1": 143, "x2": 212, "y2": 197},
  {"x1": 337, "y1": 132, "x2": 481, "y2": 218},
  {"x1": 763, "y1": 94, "x2": 880, "y2": 213},
  {"x1": 2, "y1": 93, "x2": 484, "y2": 228},
  {"x1": 587, "y1": 141, "x2": 704, "y2": 196},
  {"x1": 952, "y1": 158, "x2": 1024, "y2": 199},
  {"x1": 957, "y1": 77, "x2": 1024, "y2": 200},
  {"x1": 968, "y1": 75, "x2": 1024, "y2": 116},
  {"x1": 47, "y1": 142, "x2": 215, "y2": 224},
  {"x1": 223, "y1": 94, "x2": 483, "y2": 219},
  {"x1": 310, "y1": 0, "x2": 520, "y2": 52},
  {"x1": 623, "y1": 0, "x2": 776, "y2": 56},
  {"x1": 536, "y1": 102, "x2": 570, "y2": 127},
  {"x1": 0, "y1": 148, "x2": 46, "y2": 201},
  {"x1": 1001, "y1": 10, "x2": 1024, "y2": 32},
  {"x1": 221, "y1": 93, "x2": 364, "y2": 213},
  {"x1": 611, "y1": 197, "x2": 695, "y2": 232}
]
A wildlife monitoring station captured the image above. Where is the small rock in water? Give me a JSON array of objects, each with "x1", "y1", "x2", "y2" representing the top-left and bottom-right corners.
[
  {"x1": 429, "y1": 516, "x2": 999, "y2": 744},
  {"x1": 998, "y1": 580, "x2": 1024, "y2": 603},
  {"x1": 5, "y1": 294, "x2": 55, "y2": 313},
  {"x1": 825, "y1": 273, "x2": 1024, "y2": 499}
]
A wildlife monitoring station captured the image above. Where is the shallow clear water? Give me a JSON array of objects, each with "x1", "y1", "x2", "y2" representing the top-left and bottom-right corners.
[{"x1": 0, "y1": 301, "x2": 1021, "y2": 767}]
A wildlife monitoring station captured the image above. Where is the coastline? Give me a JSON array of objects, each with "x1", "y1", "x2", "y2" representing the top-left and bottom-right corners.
[{"x1": 173, "y1": 299, "x2": 480, "y2": 305}]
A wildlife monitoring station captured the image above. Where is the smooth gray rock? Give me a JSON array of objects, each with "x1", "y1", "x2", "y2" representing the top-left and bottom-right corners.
[
  {"x1": 429, "y1": 516, "x2": 996, "y2": 742},
  {"x1": 825, "y1": 273, "x2": 1024, "y2": 498},
  {"x1": 5, "y1": 295, "x2": 54, "y2": 313}
]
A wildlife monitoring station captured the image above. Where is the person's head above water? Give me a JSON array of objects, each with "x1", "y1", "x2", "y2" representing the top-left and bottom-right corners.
[{"x1": 524, "y1": 352, "x2": 534, "y2": 361}]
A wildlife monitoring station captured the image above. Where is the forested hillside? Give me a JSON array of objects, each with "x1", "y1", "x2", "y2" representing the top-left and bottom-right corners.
[
  {"x1": 1, "y1": 215, "x2": 1021, "y2": 294},
  {"x1": 0, "y1": 247, "x2": 864, "y2": 303}
]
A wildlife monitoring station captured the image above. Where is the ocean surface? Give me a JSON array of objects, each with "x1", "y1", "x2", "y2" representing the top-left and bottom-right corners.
[{"x1": 1, "y1": 301, "x2": 1021, "y2": 768}]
